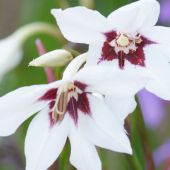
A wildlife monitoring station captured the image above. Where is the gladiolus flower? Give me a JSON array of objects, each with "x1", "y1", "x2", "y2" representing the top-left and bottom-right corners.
[
  {"x1": 0, "y1": 53, "x2": 146, "y2": 170},
  {"x1": 52, "y1": 0, "x2": 170, "y2": 100}
]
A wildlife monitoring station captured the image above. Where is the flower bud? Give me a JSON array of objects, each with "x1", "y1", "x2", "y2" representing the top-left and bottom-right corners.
[{"x1": 29, "y1": 49, "x2": 73, "y2": 67}]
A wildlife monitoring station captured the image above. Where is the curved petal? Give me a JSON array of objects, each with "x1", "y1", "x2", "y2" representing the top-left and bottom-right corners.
[
  {"x1": 144, "y1": 45, "x2": 170, "y2": 100},
  {"x1": 107, "y1": 0, "x2": 160, "y2": 33},
  {"x1": 0, "y1": 81, "x2": 61, "y2": 136},
  {"x1": 73, "y1": 66, "x2": 149, "y2": 97},
  {"x1": 0, "y1": 37, "x2": 22, "y2": 79},
  {"x1": 141, "y1": 26, "x2": 170, "y2": 45},
  {"x1": 51, "y1": 7, "x2": 112, "y2": 44},
  {"x1": 86, "y1": 41, "x2": 104, "y2": 66},
  {"x1": 25, "y1": 108, "x2": 69, "y2": 170},
  {"x1": 104, "y1": 96, "x2": 137, "y2": 121},
  {"x1": 69, "y1": 121, "x2": 101, "y2": 170},
  {"x1": 80, "y1": 95, "x2": 132, "y2": 154}
]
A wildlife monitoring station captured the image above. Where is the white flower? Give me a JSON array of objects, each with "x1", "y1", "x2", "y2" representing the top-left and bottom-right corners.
[
  {"x1": 0, "y1": 23, "x2": 64, "y2": 80},
  {"x1": 0, "y1": 53, "x2": 146, "y2": 170},
  {"x1": 51, "y1": 0, "x2": 170, "y2": 100},
  {"x1": 0, "y1": 34, "x2": 23, "y2": 79}
]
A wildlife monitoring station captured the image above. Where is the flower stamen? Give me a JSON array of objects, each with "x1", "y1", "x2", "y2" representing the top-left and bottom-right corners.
[{"x1": 116, "y1": 33, "x2": 130, "y2": 47}]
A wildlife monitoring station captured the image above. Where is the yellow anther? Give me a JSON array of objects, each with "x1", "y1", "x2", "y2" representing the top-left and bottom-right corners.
[
  {"x1": 116, "y1": 34, "x2": 130, "y2": 47},
  {"x1": 53, "y1": 82, "x2": 76, "y2": 117}
]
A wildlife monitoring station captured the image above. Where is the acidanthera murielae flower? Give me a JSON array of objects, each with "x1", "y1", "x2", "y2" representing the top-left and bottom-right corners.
[
  {"x1": 0, "y1": 23, "x2": 63, "y2": 80},
  {"x1": 0, "y1": 52, "x2": 151, "y2": 170},
  {"x1": 52, "y1": 0, "x2": 170, "y2": 100}
]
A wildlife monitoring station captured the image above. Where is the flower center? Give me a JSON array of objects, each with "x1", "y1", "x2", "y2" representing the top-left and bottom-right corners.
[
  {"x1": 116, "y1": 33, "x2": 130, "y2": 47},
  {"x1": 109, "y1": 33, "x2": 141, "y2": 55},
  {"x1": 52, "y1": 82, "x2": 78, "y2": 121},
  {"x1": 100, "y1": 31, "x2": 154, "y2": 69},
  {"x1": 39, "y1": 81, "x2": 90, "y2": 126}
]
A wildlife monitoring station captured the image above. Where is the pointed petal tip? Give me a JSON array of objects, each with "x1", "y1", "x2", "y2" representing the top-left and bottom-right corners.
[
  {"x1": 125, "y1": 147, "x2": 133, "y2": 155},
  {"x1": 28, "y1": 60, "x2": 37, "y2": 67},
  {"x1": 51, "y1": 9, "x2": 62, "y2": 16}
]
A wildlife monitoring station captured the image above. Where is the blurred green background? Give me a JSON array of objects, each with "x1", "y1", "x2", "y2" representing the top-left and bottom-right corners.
[{"x1": 0, "y1": 0, "x2": 170, "y2": 170}]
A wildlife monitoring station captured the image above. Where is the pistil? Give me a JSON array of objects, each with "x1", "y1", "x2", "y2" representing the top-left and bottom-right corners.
[{"x1": 52, "y1": 82, "x2": 76, "y2": 122}]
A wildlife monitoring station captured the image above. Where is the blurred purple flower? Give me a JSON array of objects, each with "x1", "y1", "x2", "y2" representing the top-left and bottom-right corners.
[
  {"x1": 160, "y1": 0, "x2": 170, "y2": 23},
  {"x1": 153, "y1": 139, "x2": 170, "y2": 166},
  {"x1": 138, "y1": 89, "x2": 166, "y2": 128}
]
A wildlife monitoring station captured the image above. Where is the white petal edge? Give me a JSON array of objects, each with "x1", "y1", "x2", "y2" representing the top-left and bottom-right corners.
[
  {"x1": 51, "y1": 7, "x2": 112, "y2": 44},
  {"x1": 144, "y1": 45, "x2": 170, "y2": 100},
  {"x1": 104, "y1": 96, "x2": 137, "y2": 121},
  {"x1": 25, "y1": 108, "x2": 69, "y2": 170},
  {"x1": 0, "y1": 37, "x2": 22, "y2": 79},
  {"x1": 141, "y1": 26, "x2": 170, "y2": 45},
  {"x1": 107, "y1": 0, "x2": 160, "y2": 33},
  {"x1": 0, "y1": 81, "x2": 61, "y2": 136},
  {"x1": 69, "y1": 120, "x2": 101, "y2": 170},
  {"x1": 83, "y1": 95, "x2": 132, "y2": 154},
  {"x1": 86, "y1": 41, "x2": 104, "y2": 66},
  {"x1": 73, "y1": 66, "x2": 149, "y2": 97}
]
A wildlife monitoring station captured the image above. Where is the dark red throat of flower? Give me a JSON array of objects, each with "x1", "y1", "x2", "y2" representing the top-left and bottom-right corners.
[
  {"x1": 99, "y1": 31, "x2": 155, "y2": 69},
  {"x1": 39, "y1": 81, "x2": 91, "y2": 127}
]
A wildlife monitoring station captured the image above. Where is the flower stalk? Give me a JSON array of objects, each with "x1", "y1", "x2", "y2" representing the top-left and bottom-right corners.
[
  {"x1": 136, "y1": 105, "x2": 155, "y2": 170},
  {"x1": 14, "y1": 22, "x2": 66, "y2": 45},
  {"x1": 35, "y1": 39, "x2": 55, "y2": 83}
]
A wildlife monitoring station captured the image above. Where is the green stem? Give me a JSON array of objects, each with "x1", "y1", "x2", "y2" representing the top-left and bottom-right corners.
[
  {"x1": 126, "y1": 154, "x2": 143, "y2": 170},
  {"x1": 137, "y1": 110, "x2": 155, "y2": 170},
  {"x1": 125, "y1": 118, "x2": 144, "y2": 170},
  {"x1": 13, "y1": 22, "x2": 66, "y2": 44}
]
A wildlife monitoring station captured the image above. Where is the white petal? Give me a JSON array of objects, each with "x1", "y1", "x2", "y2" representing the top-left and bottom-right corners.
[
  {"x1": 0, "y1": 81, "x2": 61, "y2": 136},
  {"x1": 141, "y1": 26, "x2": 170, "y2": 45},
  {"x1": 107, "y1": 0, "x2": 160, "y2": 33},
  {"x1": 104, "y1": 96, "x2": 137, "y2": 121},
  {"x1": 0, "y1": 37, "x2": 22, "y2": 79},
  {"x1": 81, "y1": 95, "x2": 132, "y2": 154},
  {"x1": 86, "y1": 41, "x2": 104, "y2": 66},
  {"x1": 51, "y1": 7, "x2": 112, "y2": 44},
  {"x1": 74, "y1": 66, "x2": 149, "y2": 97},
  {"x1": 25, "y1": 108, "x2": 69, "y2": 170},
  {"x1": 69, "y1": 121, "x2": 101, "y2": 170},
  {"x1": 144, "y1": 45, "x2": 170, "y2": 100}
]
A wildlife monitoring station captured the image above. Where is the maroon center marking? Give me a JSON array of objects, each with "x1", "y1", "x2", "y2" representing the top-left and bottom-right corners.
[
  {"x1": 39, "y1": 82, "x2": 90, "y2": 127},
  {"x1": 39, "y1": 88, "x2": 57, "y2": 101},
  {"x1": 99, "y1": 31, "x2": 155, "y2": 69}
]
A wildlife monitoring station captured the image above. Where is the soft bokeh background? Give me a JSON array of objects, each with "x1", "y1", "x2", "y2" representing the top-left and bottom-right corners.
[{"x1": 0, "y1": 0, "x2": 170, "y2": 169}]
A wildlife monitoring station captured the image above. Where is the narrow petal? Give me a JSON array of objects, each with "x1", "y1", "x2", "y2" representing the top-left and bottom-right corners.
[
  {"x1": 51, "y1": 7, "x2": 112, "y2": 44},
  {"x1": 105, "y1": 96, "x2": 137, "y2": 121},
  {"x1": 80, "y1": 95, "x2": 132, "y2": 154},
  {"x1": 25, "y1": 108, "x2": 69, "y2": 170},
  {"x1": 107, "y1": 0, "x2": 160, "y2": 33},
  {"x1": 141, "y1": 26, "x2": 170, "y2": 45},
  {"x1": 144, "y1": 45, "x2": 170, "y2": 100},
  {"x1": 0, "y1": 81, "x2": 61, "y2": 136},
  {"x1": 69, "y1": 121, "x2": 101, "y2": 170},
  {"x1": 74, "y1": 66, "x2": 149, "y2": 97}
]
